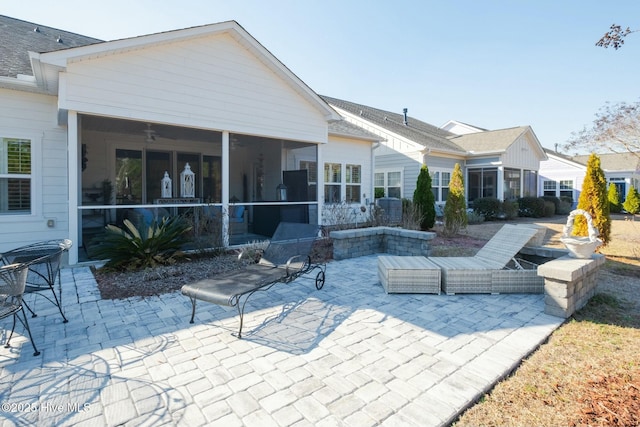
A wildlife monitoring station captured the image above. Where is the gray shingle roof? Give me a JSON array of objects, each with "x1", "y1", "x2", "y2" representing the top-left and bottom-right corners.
[
  {"x1": 448, "y1": 126, "x2": 529, "y2": 153},
  {"x1": 0, "y1": 15, "x2": 102, "y2": 77},
  {"x1": 573, "y1": 152, "x2": 640, "y2": 172},
  {"x1": 329, "y1": 120, "x2": 382, "y2": 141},
  {"x1": 321, "y1": 95, "x2": 466, "y2": 153}
]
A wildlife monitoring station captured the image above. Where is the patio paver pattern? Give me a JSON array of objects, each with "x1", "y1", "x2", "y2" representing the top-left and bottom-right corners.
[{"x1": 0, "y1": 255, "x2": 563, "y2": 426}]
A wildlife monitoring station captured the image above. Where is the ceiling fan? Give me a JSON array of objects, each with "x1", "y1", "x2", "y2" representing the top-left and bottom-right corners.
[{"x1": 143, "y1": 123, "x2": 156, "y2": 143}]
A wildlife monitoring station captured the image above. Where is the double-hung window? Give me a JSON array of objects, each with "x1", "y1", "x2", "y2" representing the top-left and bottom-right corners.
[
  {"x1": 345, "y1": 164, "x2": 361, "y2": 203},
  {"x1": 0, "y1": 138, "x2": 31, "y2": 214},
  {"x1": 324, "y1": 163, "x2": 341, "y2": 203}
]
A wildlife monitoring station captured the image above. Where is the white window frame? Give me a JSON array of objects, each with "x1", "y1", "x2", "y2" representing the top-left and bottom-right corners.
[
  {"x1": 375, "y1": 168, "x2": 403, "y2": 199},
  {"x1": 0, "y1": 135, "x2": 39, "y2": 219},
  {"x1": 430, "y1": 168, "x2": 452, "y2": 203},
  {"x1": 345, "y1": 164, "x2": 361, "y2": 203},
  {"x1": 324, "y1": 162, "x2": 342, "y2": 204}
]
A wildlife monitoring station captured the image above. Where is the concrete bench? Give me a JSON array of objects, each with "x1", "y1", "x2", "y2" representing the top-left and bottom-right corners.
[{"x1": 378, "y1": 255, "x2": 441, "y2": 294}]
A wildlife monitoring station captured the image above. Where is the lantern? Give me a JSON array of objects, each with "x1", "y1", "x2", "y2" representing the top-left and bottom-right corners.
[
  {"x1": 276, "y1": 183, "x2": 287, "y2": 201},
  {"x1": 180, "y1": 163, "x2": 195, "y2": 198},
  {"x1": 161, "y1": 171, "x2": 172, "y2": 198}
]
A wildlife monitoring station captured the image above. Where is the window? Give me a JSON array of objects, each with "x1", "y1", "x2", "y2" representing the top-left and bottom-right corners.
[
  {"x1": 543, "y1": 180, "x2": 557, "y2": 197},
  {"x1": 387, "y1": 171, "x2": 401, "y2": 198},
  {"x1": 345, "y1": 164, "x2": 361, "y2": 203},
  {"x1": 560, "y1": 180, "x2": 573, "y2": 201},
  {"x1": 430, "y1": 170, "x2": 451, "y2": 202},
  {"x1": 523, "y1": 170, "x2": 537, "y2": 197},
  {"x1": 1, "y1": 138, "x2": 31, "y2": 214},
  {"x1": 324, "y1": 163, "x2": 341, "y2": 203},
  {"x1": 468, "y1": 168, "x2": 497, "y2": 202},
  {"x1": 503, "y1": 168, "x2": 521, "y2": 200}
]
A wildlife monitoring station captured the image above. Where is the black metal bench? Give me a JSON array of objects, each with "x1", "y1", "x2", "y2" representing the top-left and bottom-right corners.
[{"x1": 181, "y1": 222, "x2": 326, "y2": 338}]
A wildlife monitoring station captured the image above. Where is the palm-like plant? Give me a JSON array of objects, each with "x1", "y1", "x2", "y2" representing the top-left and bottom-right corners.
[{"x1": 91, "y1": 216, "x2": 192, "y2": 271}]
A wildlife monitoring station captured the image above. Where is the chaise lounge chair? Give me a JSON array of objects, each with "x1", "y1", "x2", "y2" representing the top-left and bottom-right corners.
[
  {"x1": 181, "y1": 222, "x2": 326, "y2": 338},
  {"x1": 429, "y1": 224, "x2": 539, "y2": 294}
]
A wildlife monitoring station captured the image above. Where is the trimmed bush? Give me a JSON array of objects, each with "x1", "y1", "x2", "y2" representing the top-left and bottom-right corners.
[
  {"x1": 541, "y1": 196, "x2": 561, "y2": 213},
  {"x1": 413, "y1": 165, "x2": 436, "y2": 229},
  {"x1": 502, "y1": 200, "x2": 519, "y2": 220},
  {"x1": 575, "y1": 153, "x2": 611, "y2": 246},
  {"x1": 518, "y1": 197, "x2": 546, "y2": 218},
  {"x1": 623, "y1": 185, "x2": 640, "y2": 214},
  {"x1": 472, "y1": 197, "x2": 502, "y2": 221},
  {"x1": 543, "y1": 201, "x2": 556, "y2": 217},
  {"x1": 608, "y1": 183, "x2": 622, "y2": 213},
  {"x1": 443, "y1": 163, "x2": 467, "y2": 236}
]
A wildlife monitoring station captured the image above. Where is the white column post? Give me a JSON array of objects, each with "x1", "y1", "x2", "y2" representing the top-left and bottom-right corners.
[
  {"x1": 67, "y1": 111, "x2": 79, "y2": 265},
  {"x1": 222, "y1": 131, "x2": 230, "y2": 246},
  {"x1": 316, "y1": 143, "x2": 324, "y2": 225}
]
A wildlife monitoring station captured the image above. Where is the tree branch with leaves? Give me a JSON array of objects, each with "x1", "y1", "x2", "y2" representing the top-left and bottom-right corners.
[
  {"x1": 596, "y1": 24, "x2": 637, "y2": 49},
  {"x1": 564, "y1": 100, "x2": 640, "y2": 161}
]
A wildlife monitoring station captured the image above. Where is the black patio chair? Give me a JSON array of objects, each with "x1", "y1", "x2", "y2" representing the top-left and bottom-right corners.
[
  {"x1": 182, "y1": 222, "x2": 326, "y2": 338},
  {"x1": 0, "y1": 239, "x2": 72, "y2": 323},
  {"x1": 0, "y1": 262, "x2": 41, "y2": 356}
]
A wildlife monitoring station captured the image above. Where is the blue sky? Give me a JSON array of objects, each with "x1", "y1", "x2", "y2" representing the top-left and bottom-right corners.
[{"x1": 3, "y1": 0, "x2": 639, "y2": 151}]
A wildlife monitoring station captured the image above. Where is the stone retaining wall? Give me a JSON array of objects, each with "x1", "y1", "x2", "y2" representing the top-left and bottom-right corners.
[
  {"x1": 330, "y1": 227, "x2": 436, "y2": 260},
  {"x1": 537, "y1": 254, "x2": 605, "y2": 318}
]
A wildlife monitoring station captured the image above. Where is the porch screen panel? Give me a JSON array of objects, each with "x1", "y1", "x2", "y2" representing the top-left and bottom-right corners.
[
  {"x1": 115, "y1": 149, "x2": 142, "y2": 204},
  {"x1": 523, "y1": 170, "x2": 537, "y2": 197},
  {"x1": 146, "y1": 151, "x2": 171, "y2": 202},
  {"x1": 202, "y1": 156, "x2": 221, "y2": 203},
  {"x1": 0, "y1": 138, "x2": 31, "y2": 213}
]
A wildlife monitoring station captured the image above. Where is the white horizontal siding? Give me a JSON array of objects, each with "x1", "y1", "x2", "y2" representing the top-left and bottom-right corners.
[
  {"x1": 503, "y1": 134, "x2": 541, "y2": 170},
  {"x1": 59, "y1": 33, "x2": 328, "y2": 143},
  {"x1": 0, "y1": 89, "x2": 69, "y2": 252},
  {"x1": 323, "y1": 135, "x2": 373, "y2": 203}
]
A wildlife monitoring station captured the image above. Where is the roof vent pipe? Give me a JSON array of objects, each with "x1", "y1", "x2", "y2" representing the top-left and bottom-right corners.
[{"x1": 403, "y1": 108, "x2": 408, "y2": 125}]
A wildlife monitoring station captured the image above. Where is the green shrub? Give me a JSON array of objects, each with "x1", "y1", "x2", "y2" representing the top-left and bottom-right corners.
[
  {"x1": 443, "y1": 163, "x2": 467, "y2": 236},
  {"x1": 466, "y1": 210, "x2": 485, "y2": 224},
  {"x1": 91, "y1": 216, "x2": 192, "y2": 271},
  {"x1": 543, "y1": 200, "x2": 556, "y2": 217},
  {"x1": 374, "y1": 187, "x2": 385, "y2": 199},
  {"x1": 623, "y1": 185, "x2": 640, "y2": 214},
  {"x1": 502, "y1": 200, "x2": 519, "y2": 220},
  {"x1": 518, "y1": 197, "x2": 546, "y2": 218},
  {"x1": 608, "y1": 183, "x2": 622, "y2": 213},
  {"x1": 558, "y1": 198, "x2": 573, "y2": 215},
  {"x1": 575, "y1": 154, "x2": 611, "y2": 245},
  {"x1": 413, "y1": 165, "x2": 436, "y2": 229},
  {"x1": 472, "y1": 197, "x2": 502, "y2": 220},
  {"x1": 541, "y1": 196, "x2": 560, "y2": 213}
]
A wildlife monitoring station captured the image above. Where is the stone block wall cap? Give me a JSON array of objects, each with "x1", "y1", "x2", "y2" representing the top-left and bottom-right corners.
[{"x1": 537, "y1": 254, "x2": 605, "y2": 281}]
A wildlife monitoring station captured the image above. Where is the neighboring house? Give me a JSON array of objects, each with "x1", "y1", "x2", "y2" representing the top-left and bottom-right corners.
[
  {"x1": 574, "y1": 152, "x2": 640, "y2": 204},
  {"x1": 0, "y1": 16, "x2": 382, "y2": 264},
  {"x1": 539, "y1": 149, "x2": 640, "y2": 206},
  {"x1": 538, "y1": 149, "x2": 586, "y2": 206},
  {"x1": 322, "y1": 97, "x2": 548, "y2": 208}
]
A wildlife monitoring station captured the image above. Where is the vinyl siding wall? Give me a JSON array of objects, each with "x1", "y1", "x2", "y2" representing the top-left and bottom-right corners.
[
  {"x1": 0, "y1": 88, "x2": 69, "y2": 252},
  {"x1": 58, "y1": 33, "x2": 328, "y2": 144}
]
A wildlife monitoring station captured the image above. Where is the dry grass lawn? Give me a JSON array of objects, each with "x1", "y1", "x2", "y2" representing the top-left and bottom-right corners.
[{"x1": 450, "y1": 214, "x2": 640, "y2": 427}]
